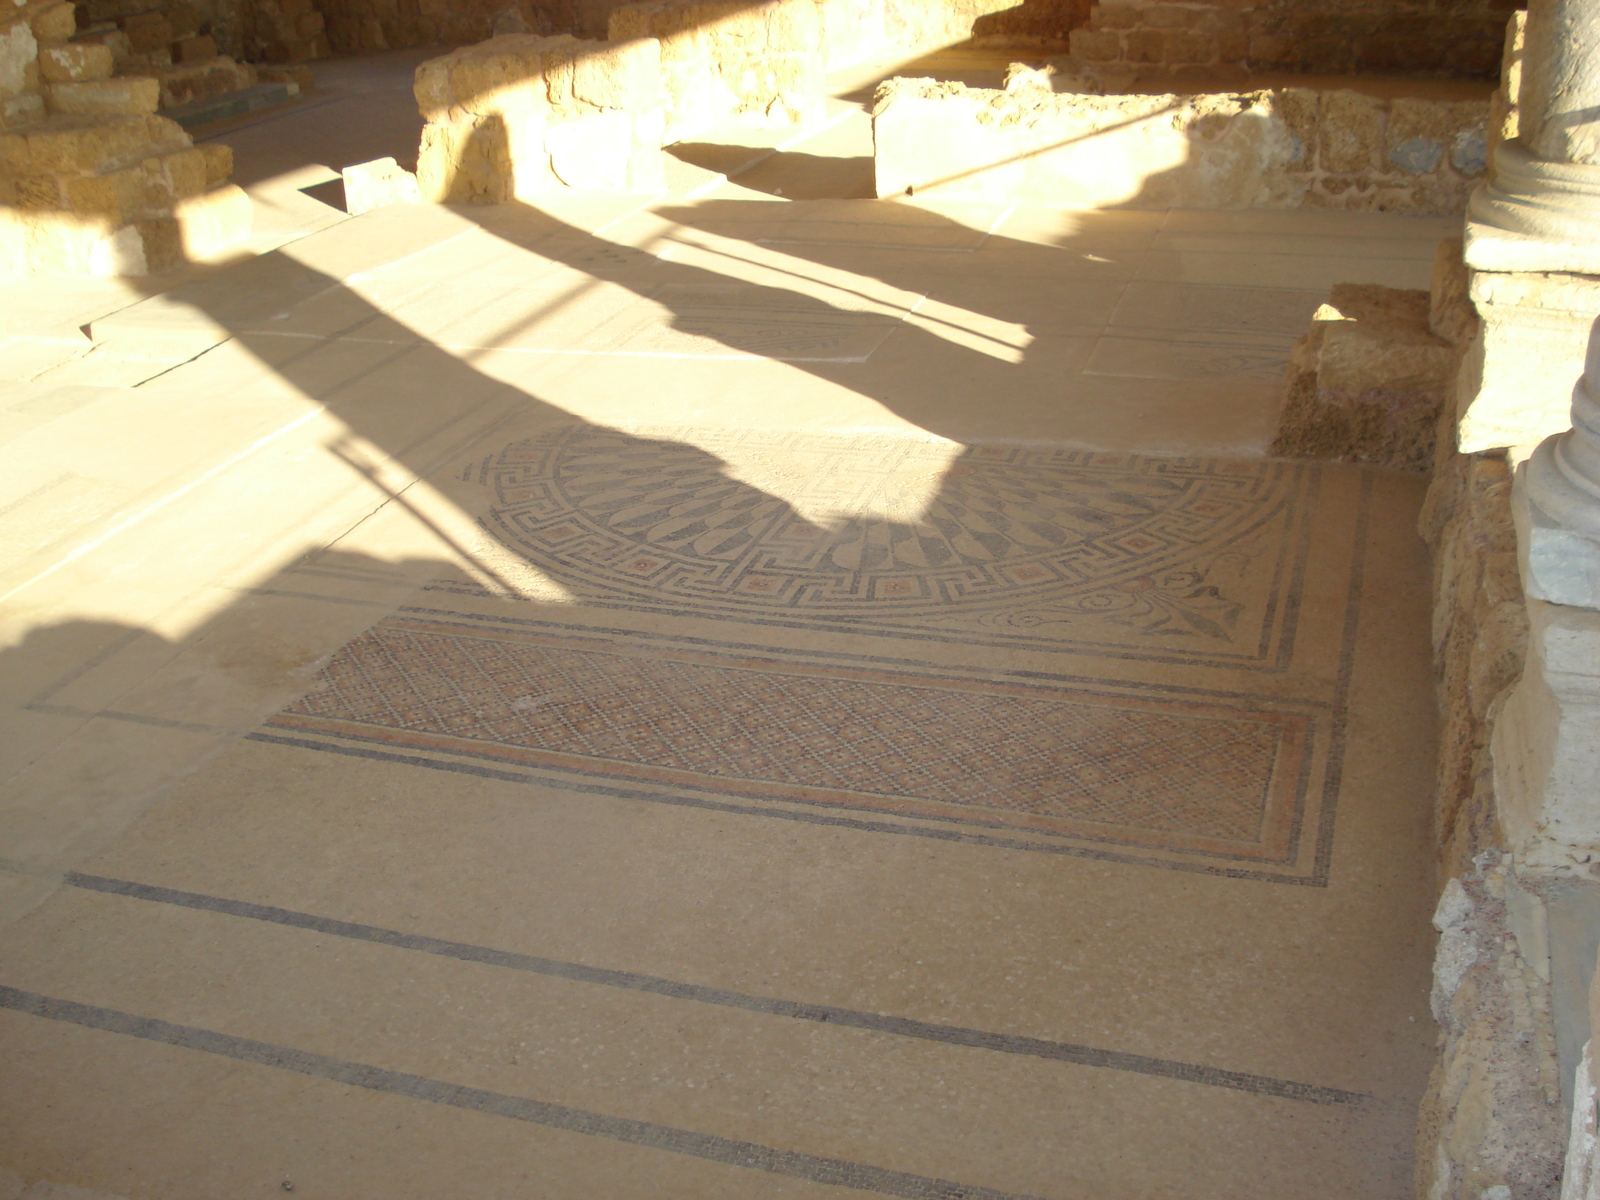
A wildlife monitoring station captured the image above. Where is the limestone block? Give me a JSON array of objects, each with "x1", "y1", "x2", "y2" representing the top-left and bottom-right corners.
[
  {"x1": 1069, "y1": 27, "x2": 1120, "y2": 61},
  {"x1": 46, "y1": 73, "x2": 158, "y2": 114},
  {"x1": 412, "y1": 54, "x2": 452, "y2": 118},
  {"x1": 1458, "y1": 271, "x2": 1600, "y2": 454},
  {"x1": 0, "y1": 112, "x2": 185, "y2": 173},
  {"x1": 0, "y1": 16, "x2": 40, "y2": 99},
  {"x1": 1272, "y1": 88, "x2": 1317, "y2": 167},
  {"x1": 62, "y1": 160, "x2": 145, "y2": 218},
  {"x1": 122, "y1": 16, "x2": 170, "y2": 52},
  {"x1": 73, "y1": 27, "x2": 129, "y2": 59},
  {"x1": 116, "y1": 46, "x2": 170, "y2": 72},
  {"x1": 167, "y1": 4, "x2": 200, "y2": 40},
  {"x1": 170, "y1": 180, "x2": 249, "y2": 263},
  {"x1": 156, "y1": 143, "x2": 207, "y2": 198},
  {"x1": 155, "y1": 56, "x2": 254, "y2": 107},
  {"x1": 1163, "y1": 30, "x2": 1215, "y2": 64},
  {"x1": 37, "y1": 39, "x2": 113, "y2": 81},
  {"x1": 0, "y1": 90, "x2": 43, "y2": 127},
  {"x1": 571, "y1": 33, "x2": 656, "y2": 109},
  {"x1": 30, "y1": 2, "x2": 77, "y2": 41},
  {"x1": 1320, "y1": 89, "x2": 1386, "y2": 174},
  {"x1": 0, "y1": 206, "x2": 148, "y2": 276},
  {"x1": 1091, "y1": 4, "x2": 1140, "y2": 32},
  {"x1": 171, "y1": 34, "x2": 215, "y2": 63},
  {"x1": 198, "y1": 139, "x2": 229, "y2": 184},
  {"x1": 340, "y1": 155, "x2": 421, "y2": 213}
]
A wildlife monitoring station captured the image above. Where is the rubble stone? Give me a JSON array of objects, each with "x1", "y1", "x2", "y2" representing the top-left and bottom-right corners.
[{"x1": 1271, "y1": 283, "x2": 1456, "y2": 471}]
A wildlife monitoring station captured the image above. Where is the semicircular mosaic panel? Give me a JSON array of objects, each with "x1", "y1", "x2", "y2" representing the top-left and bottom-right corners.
[{"x1": 464, "y1": 426, "x2": 1314, "y2": 669}]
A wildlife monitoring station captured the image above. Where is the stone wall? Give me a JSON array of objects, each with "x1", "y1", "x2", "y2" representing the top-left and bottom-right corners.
[
  {"x1": 325, "y1": 0, "x2": 1026, "y2": 71},
  {"x1": 608, "y1": 0, "x2": 825, "y2": 138},
  {"x1": 0, "y1": 0, "x2": 251, "y2": 276},
  {"x1": 1069, "y1": 0, "x2": 1512, "y2": 78},
  {"x1": 414, "y1": 32, "x2": 665, "y2": 201},
  {"x1": 1415, "y1": 862, "x2": 1565, "y2": 1200},
  {"x1": 871, "y1": 78, "x2": 1489, "y2": 213}
]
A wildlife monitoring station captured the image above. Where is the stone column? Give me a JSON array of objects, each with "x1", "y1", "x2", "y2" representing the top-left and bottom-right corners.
[
  {"x1": 1466, "y1": 0, "x2": 1600, "y2": 273},
  {"x1": 1522, "y1": 321, "x2": 1600, "y2": 607}
]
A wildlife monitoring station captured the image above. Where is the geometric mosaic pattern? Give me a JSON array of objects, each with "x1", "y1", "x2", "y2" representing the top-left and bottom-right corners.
[
  {"x1": 465, "y1": 427, "x2": 1311, "y2": 667},
  {"x1": 271, "y1": 617, "x2": 1313, "y2": 862}
]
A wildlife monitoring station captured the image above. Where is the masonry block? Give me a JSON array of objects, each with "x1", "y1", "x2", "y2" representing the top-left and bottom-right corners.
[
  {"x1": 30, "y1": 2, "x2": 78, "y2": 41},
  {"x1": 37, "y1": 39, "x2": 113, "y2": 80},
  {"x1": 123, "y1": 16, "x2": 172, "y2": 52},
  {"x1": 46, "y1": 73, "x2": 159, "y2": 114},
  {"x1": 170, "y1": 33, "x2": 215, "y2": 62}
]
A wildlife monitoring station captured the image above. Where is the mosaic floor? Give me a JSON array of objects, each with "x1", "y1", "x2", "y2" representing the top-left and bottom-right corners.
[
  {"x1": 261, "y1": 428, "x2": 1362, "y2": 886},
  {"x1": 0, "y1": 164, "x2": 1447, "y2": 1198}
]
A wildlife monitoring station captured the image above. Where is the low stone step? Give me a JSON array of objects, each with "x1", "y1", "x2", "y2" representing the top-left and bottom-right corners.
[{"x1": 161, "y1": 81, "x2": 292, "y2": 128}]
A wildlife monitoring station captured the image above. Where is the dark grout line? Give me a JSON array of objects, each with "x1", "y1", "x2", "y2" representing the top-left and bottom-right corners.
[
  {"x1": 0, "y1": 984, "x2": 1046, "y2": 1200},
  {"x1": 65, "y1": 871, "x2": 1371, "y2": 1107}
]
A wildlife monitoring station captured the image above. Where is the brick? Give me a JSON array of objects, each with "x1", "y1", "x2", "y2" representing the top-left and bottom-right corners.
[
  {"x1": 46, "y1": 74, "x2": 160, "y2": 114},
  {"x1": 38, "y1": 38, "x2": 112, "y2": 79}
]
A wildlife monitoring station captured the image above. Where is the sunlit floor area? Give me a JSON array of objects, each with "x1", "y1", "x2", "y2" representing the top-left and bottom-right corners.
[{"x1": 0, "y1": 47, "x2": 1450, "y2": 1200}]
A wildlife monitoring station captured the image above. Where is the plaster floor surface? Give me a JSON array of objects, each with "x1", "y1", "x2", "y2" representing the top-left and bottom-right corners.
[{"x1": 0, "y1": 52, "x2": 1454, "y2": 1200}]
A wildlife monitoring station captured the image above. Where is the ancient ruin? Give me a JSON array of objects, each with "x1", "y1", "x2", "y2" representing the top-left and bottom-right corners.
[{"x1": 1, "y1": 1, "x2": 1599, "y2": 1199}]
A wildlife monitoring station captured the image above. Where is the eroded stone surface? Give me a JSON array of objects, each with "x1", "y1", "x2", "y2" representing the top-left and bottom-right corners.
[
  {"x1": 872, "y1": 78, "x2": 1488, "y2": 214},
  {"x1": 1271, "y1": 281, "x2": 1456, "y2": 471}
]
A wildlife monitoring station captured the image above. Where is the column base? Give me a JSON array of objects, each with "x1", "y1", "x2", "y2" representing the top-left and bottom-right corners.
[
  {"x1": 1516, "y1": 462, "x2": 1600, "y2": 607},
  {"x1": 1465, "y1": 139, "x2": 1600, "y2": 274}
]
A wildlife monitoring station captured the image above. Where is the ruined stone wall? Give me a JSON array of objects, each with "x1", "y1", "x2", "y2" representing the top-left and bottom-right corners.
[
  {"x1": 414, "y1": 32, "x2": 665, "y2": 200},
  {"x1": 1415, "y1": 862, "x2": 1565, "y2": 1200},
  {"x1": 1271, "y1": 281, "x2": 1457, "y2": 472},
  {"x1": 969, "y1": 0, "x2": 1088, "y2": 46},
  {"x1": 326, "y1": 0, "x2": 1026, "y2": 69},
  {"x1": 0, "y1": 0, "x2": 251, "y2": 276},
  {"x1": 871, "y1": 78, "x2": 1489, "y2": 213},
  {"x1": 1069, "y1": 0, "x2": 1513, "y2": 78}
]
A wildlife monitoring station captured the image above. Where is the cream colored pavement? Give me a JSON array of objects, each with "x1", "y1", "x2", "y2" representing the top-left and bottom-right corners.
[{"x1": 0, "y1": 56, "x2": 1453, "y2": 1200}]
